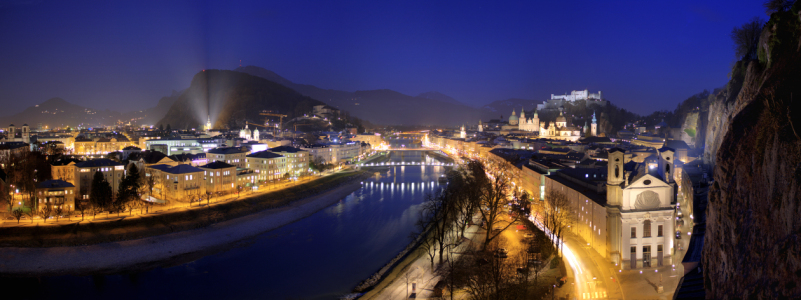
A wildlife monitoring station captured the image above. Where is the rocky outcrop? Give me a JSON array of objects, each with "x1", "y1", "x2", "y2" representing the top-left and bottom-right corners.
[{"x1": 703, "y1": 5, "x2": 801, "y2": 299}]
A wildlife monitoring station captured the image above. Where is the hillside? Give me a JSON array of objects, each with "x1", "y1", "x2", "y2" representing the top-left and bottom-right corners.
[
  {"x1": 157, "y1": 70, "x2": 325, "y2": 130},
  {"x1": 1, "y1": 97, "x2": 123, "y2": 128},
  {"x1": 417, "y1": 91, "x2": 463, "y2": 106},
  {"x1": 235, "y1": 66, "x2": 495, "y2": 126},
  {"x1": 703, "y1": 5, "x2": 801, "y2": 298},
  {"x1": 0, "y1": 91, "x2": 180, "y2": 129}
]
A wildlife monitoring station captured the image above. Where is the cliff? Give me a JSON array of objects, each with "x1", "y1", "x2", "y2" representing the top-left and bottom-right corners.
[{"x1": 703, "y1": 5, "x2": 801, "y2": 299}]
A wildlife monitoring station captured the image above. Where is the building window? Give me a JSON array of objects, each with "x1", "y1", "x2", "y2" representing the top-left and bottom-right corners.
[
  {"x1": 643, "y1": 220, "x2": 652, "y2": 238},
  {"x1": 657, "y1": 225, "x2": 663, "y2": 237},
  {"x1": 631, "y1": 227, "x2": 636, "y2": 238}
]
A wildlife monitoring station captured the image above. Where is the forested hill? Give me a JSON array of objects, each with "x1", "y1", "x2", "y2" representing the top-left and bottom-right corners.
[{"x1": 157, "y1": 70, "x2": 325, "y2": 130}]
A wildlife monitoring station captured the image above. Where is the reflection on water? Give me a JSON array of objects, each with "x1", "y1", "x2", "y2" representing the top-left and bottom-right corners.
[{"x1": 1, "y1": 156, "x2": 449, "y2": 300}]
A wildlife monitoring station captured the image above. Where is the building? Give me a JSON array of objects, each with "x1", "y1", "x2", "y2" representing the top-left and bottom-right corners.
[
  {"x1": 147, "y1": 164, "x2": 206, "y2": 203},
  {"x1": 606, "y1": 147, "x2": 677, "y2": 269},
  {"x1": 246, "y1": 150, "x2": 286, "y2": 182},
  {"x1": 73, "y1": 159, "x2": 126, "y2": 201},
  {"x1": 199, "y1": 161, "x2": 237, "y2": 194},
  {"x1": 207, "y1": 147, "x2": 250, "y2": 168},
  {"x1": 268, "y1": 146, "x2": 309, "y2": 176},
  {"x1": 2, "y1": 124, "x2": 31, "y2": 144},
  {"x1": 36, "y1": 179, "x2": 76, "y2": 211},
  {"x1": 0, "y1": 143, "x2": 29, "y2": 169}
]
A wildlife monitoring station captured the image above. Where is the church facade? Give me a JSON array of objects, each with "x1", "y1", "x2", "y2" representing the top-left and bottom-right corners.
[{"x1": 605, "y1": 147, "x2": 677, "y2": 269}]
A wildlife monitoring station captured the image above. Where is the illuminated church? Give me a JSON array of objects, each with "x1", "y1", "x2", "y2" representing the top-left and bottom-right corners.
[{"x1": 499, "y1": 108, "x2": 584, "y2": 142}]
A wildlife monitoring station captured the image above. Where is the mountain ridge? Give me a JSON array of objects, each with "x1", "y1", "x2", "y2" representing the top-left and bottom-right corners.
[{"x1": 234, "y1": 66, "x2": 495, "y2": 125}]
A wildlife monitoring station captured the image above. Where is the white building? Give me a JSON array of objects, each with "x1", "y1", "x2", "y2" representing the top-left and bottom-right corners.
[
  {"x1": 606, "y1": 147, "x2": 676, "y2": 269},
  {"x1": 550, "y1": 89, "x2": 602, "y2": 102}
]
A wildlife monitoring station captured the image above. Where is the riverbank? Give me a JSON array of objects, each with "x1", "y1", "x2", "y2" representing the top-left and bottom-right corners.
[
  {"x1": 0, "y1": 171, "x2": 369, "y2": 276},
  {"x1": 0, "y1": 171, "x2": 365, "y2": 248}
]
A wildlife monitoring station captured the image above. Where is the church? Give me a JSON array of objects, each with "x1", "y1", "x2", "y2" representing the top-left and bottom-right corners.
[
  {"x1": 605, "y1": 147, "x2": 677, "y2": 269},
  {"x1": 498, "y1": 108, "x2": 589, "y2": 142}
]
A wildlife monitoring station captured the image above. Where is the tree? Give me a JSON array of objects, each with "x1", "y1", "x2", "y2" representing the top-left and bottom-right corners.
[
  {"x1": 419, "y1": 192, "x2": 456, "y2": 266},
  {"x1": 89, "y1": 171, "x2": 113, "y2": 215},
  {"x1": 0, "y1": 180, "x2": 12, "y2": 213},
  {"x1": 468, "y1": 160, "x2": 520, "y2": 250},
  {"x1": 764, "y1": 0, "x2": 793, "y2": 15},
  {"x1": 543, "y1": 190, "x2": 575, "y2": 257},
  {"x1": 166, "y1": 124, "x2": 172, "y2": 133},
  {"x1": 12, "y1": 208, "x2": 23, "y2": 224},
  {"x1": 24, "y1": 203, "x2": 36, "y2": 223},
  {"x1": 117, "y1": 164, "x2": 141, "y2": 215},
  {"x1": 731, "y1": 17, "x2": 764, "y2": 59},
  {"x1": 39, "y1": 203, "x2": 52, "y2": 222},
  {"x1": 54, "y1": 203, "x2": 64, "y2": 222},
  {"x1": 75, "y1": 197, "x2": 88, "y2": 221}
]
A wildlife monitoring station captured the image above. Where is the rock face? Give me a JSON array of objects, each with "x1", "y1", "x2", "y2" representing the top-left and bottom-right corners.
[{"x1": 703, "y1": 6, "x2": 801, "y2": 299}]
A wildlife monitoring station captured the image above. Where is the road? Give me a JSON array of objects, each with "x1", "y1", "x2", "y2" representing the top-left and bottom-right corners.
[{"x1": 530, "y1": 217, "x2": 623, "y2": 300}]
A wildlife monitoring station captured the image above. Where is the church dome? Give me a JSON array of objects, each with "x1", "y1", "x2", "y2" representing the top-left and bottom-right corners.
[
  {"x1": 508, "y1": 109, "x2": 519, "y2": 125},
  {"x1": 556, "y1": 111, "x2": 566, "y2": 123}
]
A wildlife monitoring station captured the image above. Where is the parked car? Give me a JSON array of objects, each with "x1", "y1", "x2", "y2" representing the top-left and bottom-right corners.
[
  {"x1": 676, "y1": 230, "x2": 682, "y2": 239},
  {"x1": 523, "y1": 232, "x2": 534, "y2": 238}
]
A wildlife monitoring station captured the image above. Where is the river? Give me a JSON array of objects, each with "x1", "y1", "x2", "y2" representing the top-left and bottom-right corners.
[{"x1": 0, "y1": 151, "x2": 449, "y2": 300}]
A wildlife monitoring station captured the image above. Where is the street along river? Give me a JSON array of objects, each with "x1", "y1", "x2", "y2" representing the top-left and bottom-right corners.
[{"x1": 0, "y1": 151, "x2": 449, "y2": 300}]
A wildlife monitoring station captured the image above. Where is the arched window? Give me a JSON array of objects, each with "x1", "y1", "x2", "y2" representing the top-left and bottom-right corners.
[
  {"x1": 666, "y1": 164, "x2": 670, "y2": 174},
  {"x1": 615, "y1": 165, "x2": 620, "y2": 178},
  {"x1": 643, "y1": 220, "x2": 652, "y2": 238}
]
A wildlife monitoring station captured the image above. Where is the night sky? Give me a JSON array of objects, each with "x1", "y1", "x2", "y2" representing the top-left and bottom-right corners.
[{"x1": 0, "y1": 0, "x2": 763, "y2": 116}]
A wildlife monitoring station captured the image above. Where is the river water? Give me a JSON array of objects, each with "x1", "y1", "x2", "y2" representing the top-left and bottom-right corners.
[{"x1": 1, "y1": 151, "x2": 448, "y2": 300}]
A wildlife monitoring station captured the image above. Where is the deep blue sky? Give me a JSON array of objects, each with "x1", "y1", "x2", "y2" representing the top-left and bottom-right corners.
[{"x1": 0, "y1": 0, "x2": 764, "y2": 115}]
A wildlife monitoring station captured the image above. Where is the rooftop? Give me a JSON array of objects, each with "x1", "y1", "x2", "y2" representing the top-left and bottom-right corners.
[
  {"x1": 247, "y1": 151, "x2": 285, "y2": 159},
  {"x1": 75, "y1": 159, "x2": 124, "y2": 168},
  {"x1": 37, "y1": 179, "x2": 75, "y2": 189},
  {"x1": 149, "y1": 164, "x2": 204, "y2": 174},
  {"x1": 200, "y1": 161, "x2": 235, "y2": 169}
]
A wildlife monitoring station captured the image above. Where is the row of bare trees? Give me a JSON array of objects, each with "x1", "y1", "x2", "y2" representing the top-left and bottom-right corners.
[{"x1": 411, "y1": 159, "x2": 553, "y2": 299}]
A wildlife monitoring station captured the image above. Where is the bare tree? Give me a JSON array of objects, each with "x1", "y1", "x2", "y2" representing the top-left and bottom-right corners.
[
  {"x1": 12, "y1": 208, "x2": 23, "y2": 224},
  {"x1": 467, "y1": 160, "x2": 519, "y2": 250},
  {"x1": 731, "y1": 17, "x2": 764, "y2": 59},
  {"x1": 543, "y1": 190, "x2": 575, "y2": 257},
  {"x1": 54, "y1": 203, "x2": 64, "y2": 222},
  {"x1": 764, "y1": 0, "x2": 794, "y2": 15},
  {"x1": 39, "y1": 203, "x2": 52, "y2": 223}
]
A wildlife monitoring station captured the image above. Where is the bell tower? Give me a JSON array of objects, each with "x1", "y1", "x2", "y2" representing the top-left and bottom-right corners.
[
  {"x1": 658, "y1": 146, "x2": 675, "y2": 183},
  {"x1": 606, "y1": 148, "x2": 625, "y2": 206},
  {"x1": 22, "y1": 124, "x2": 30, "y2": 144}
]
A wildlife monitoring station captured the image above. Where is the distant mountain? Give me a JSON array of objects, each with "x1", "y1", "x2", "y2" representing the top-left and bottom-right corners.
[
  {"x1": 417, "y1": 91, "x2": 463, "y2": 106},
  {"x1": 0, "y1": 97, "x2": 123, "y2": 128},
  {"x1": 482, "y1": 98, "x2": 542, "y2": 115},
  {"x1": 119, "y1": 90, "x2": 181, "y2": 125},
  {"x1": 235, "y1": 66, "x2": 495, "y2": 125},
  {"x1": 157, "y1": 70, "x2": 326, "y2": 129}
]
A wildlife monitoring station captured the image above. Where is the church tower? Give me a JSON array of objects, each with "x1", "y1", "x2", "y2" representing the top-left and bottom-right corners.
[
  {"x1": 591, "y1": 111, "x2": 598, "y2": 136},
  {"x1": 532, "y1": 111, "x2": 539, "y2": 133},
  {"x1": 460, "y1": 125, "x2": 466, "y2": 139},
  {"x1": 7, "y1": 124, "x2": 15, "y2": 141},
  {"x1": 658, "y1": 147, "x2": 675, "y2": 183},
  {"x1": 21, "y1": 124, "x2": 30, "y2": 144},
  {"x1": 606, "y1": 147, "x2": 626, "y2": 266},
  {"x1": 606, "y1": 148, "x2": 625, "y2": 206},
  {"x1": 478, "y1": 120, "x2": 483, "y2": 132}
]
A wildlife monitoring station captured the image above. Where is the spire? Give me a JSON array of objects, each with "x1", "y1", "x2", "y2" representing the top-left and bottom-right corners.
[{"x1": 592, "y1": 110, "x2": 597, "y2": 123}]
